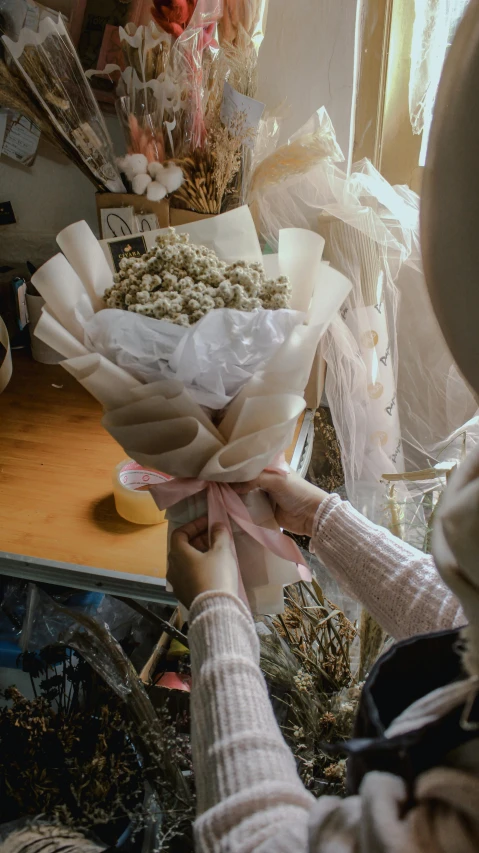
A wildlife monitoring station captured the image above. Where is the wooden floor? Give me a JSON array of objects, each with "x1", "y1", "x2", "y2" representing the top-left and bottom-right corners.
[{"x1": 0, "y1": 350, "x2": 168, "y2": 578}]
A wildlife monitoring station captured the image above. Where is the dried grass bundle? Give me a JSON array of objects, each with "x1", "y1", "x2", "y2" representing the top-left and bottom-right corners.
[
  {"x1": 173, "y1": 112, "x2": 253, "y2": 213},
  {"x1": 221, "y1": 39, "x2": 258, "y2": 99},
  {"x1": 259, "y1": 580, "x2": 359, "y2": 795},
  {"x1": 309, "y1": 408, "x2": 345, "y2": 494},
  {"x1": 0, "y1": 682, "x2": 144, "y2": 839},
  {"x1": 121, "y1": 22, "x2": 172, "y2": 84},
  {"x1": 249, "y1": 125, "x2": 342, "y2": 197}
]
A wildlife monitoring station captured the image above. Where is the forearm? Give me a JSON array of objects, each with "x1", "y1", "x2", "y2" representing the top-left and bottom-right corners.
[
  {"x1": 311, "y1": 495, "x2": 465, "y2": 640},
  {"x1": 189, "y1": 592, "x2": 314, "y2": 853}
]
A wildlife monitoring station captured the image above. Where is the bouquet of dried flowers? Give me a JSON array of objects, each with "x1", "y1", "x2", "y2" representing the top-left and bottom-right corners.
[
  {"x1": 33, "y1": 207, "x2": 351, "y2": 614},
  {"x1": 1, "y1": 2, "x2": 272, "y2": 214}
]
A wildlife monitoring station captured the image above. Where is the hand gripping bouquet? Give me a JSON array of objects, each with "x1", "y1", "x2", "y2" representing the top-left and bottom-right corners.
[{"x1": 31, "y1": 207, "x2": 351, "y2": 614}]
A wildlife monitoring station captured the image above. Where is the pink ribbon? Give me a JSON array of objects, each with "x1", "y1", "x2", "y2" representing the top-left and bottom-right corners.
[{"x1": 150, "y1": 477, "x2": 311, "y2": 606}]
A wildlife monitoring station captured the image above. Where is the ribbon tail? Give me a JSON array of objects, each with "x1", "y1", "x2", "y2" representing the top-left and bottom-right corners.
[
  {"x1": 207, "y1": 483, "x2": 249, "y2": 606},
  {"x1": 221, "y1": 485, "x2": 312, "y2": 582}
]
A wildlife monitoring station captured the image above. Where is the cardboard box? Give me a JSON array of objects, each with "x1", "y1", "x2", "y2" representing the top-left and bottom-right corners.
[
  {"x1": 304, "y1": 348, "x2": 326, "y2": 411},
  {"x1": 169, "y1": 208, "x2": 215, "y2": 227},
  {"x1": 96, "y1": 193, "x2": 170, "y2": 237}
]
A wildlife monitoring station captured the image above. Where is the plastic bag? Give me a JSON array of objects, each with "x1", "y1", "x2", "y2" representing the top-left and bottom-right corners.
[
  {"x1": 217, "y1": 0, "x2": 269, "y2": 104},
  {"x1": 21, "y1": 585, "x2": 135, "y2": 697},
  {"x1": 248, "y1": 106, "x2": 478, "y2": 544},
  {"x1": 115, "y1": 21, "x2": 172, "y2": 164},
  {"x1": 219, "y1": 0, "x2": 269, "y2": 53},
  {"x1": 248, "y1": 107, "x2": 345, "y2": 248}
]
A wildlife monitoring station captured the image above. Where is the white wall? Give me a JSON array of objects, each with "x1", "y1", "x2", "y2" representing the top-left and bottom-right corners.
[
  {"x1": 257, "y1": 0, "x2": 359, "y2": 156},
  {"x1": 0, "y1": 0, "x2": 359, "y2": 266},
  {"x1": 0, "y1": 116, "x2": 123, "y2": 267}
]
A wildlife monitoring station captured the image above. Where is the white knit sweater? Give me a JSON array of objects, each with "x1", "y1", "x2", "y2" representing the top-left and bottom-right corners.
[{"x1": 189, "y1": 495, "x2": 466, "y2": 852}]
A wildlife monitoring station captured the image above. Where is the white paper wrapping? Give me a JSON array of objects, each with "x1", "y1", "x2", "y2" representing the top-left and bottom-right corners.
[
  {"x1": 34, "y1": 309, "x2": 90, "y2": 360},
  {"x1": 32, "y1": 254, "x2": 93, "y2": 341},
  {"x1": 57, "y1": 220, "x2": 114, "y2": 311},
  {"x1": 62, "y1": 354, "x2": 141, "y2": 411},
  {"x1": 33, "y1": 206, "x2": 352, "y2": 613},
  {"x1": 85, "y1": 307, "x2": 304, "y2": 409}
]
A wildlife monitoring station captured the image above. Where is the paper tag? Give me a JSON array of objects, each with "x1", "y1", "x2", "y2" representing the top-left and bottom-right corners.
[
  {"x1": 220, "y1": 82, "x2": 265, "y2": 149},
  {"x1": 108, "y1": 235, "x2": 147, "y2": 273},
  {"x1": 1, "y1": 112, "x2": 41, "y2": 167},
  {"x1": 100, "y1": 206, "x2": 136, "y2": 239},
  {"x1": 120, "y1": 461, "x2": 172, "y2": 491},
  {"x1": 25, "y1": 3, "x2": 40, "y2": 30},
  {"x1": 136, "y1": 213, "x2": 159, "y2": 233}
]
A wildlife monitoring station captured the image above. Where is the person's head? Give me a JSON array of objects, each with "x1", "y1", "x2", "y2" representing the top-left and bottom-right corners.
[{"x1": 422, "y1": 0, "x2": 479, "y2": 677}]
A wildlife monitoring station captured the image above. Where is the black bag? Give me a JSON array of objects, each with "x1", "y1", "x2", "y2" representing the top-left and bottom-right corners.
[{"x1": 326, "y1": 628, "x2": 479, "y2": 795}]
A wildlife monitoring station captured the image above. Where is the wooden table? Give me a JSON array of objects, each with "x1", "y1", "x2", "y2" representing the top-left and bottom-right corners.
[
  {"x1": 0, "y1": 351, "x2": 312, "y2": 602},
  {"x1": 0, "y1": 351, "x2": 170, "y2": 601}
]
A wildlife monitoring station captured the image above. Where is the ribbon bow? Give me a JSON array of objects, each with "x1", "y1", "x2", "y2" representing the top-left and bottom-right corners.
[{"x1": 150, "y1": 477, "x2": 311, "y2": 605}]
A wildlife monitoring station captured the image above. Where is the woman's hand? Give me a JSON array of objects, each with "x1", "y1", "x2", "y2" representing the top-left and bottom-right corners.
[
  {"x1": 168, "y1": 516, "x2": 238, "y2": 609},
  {"x1": 234, "y1": 467, "x2": 327, "y2": 538}
]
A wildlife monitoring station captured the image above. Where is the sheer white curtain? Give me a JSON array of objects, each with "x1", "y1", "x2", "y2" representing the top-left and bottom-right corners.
[{"x1": 409, "y1": 0, "x2": 469, "y2": 165}]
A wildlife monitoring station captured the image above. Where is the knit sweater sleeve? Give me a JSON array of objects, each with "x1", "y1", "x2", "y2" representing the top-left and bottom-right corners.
[
  {"x1": 311, "y1": 494, "x2": 465, "y2": 640},
  {"x1": 188, "y1": 593, "x2": 419, "y2": 853},
  {"x1": 189, "y1": 591, "x2": 315, "y2": 853}
]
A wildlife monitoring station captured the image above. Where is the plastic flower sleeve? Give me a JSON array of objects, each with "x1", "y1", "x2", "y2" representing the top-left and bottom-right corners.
[
  {"x1": 248, "y1": 107, "x2": 345, "y2": 249},
  {"x1": 165, "y1": 0, "x2": 222, "y2": 156},
  {"x1": 114, "y1": 23, "x2": 172, "y2": 163},
  {"x1": 2, "y1": 16, "x2": 125, "y2": 192},
  {"x1": 245, "y1": 107, "x2": 479, "y2": 544}
]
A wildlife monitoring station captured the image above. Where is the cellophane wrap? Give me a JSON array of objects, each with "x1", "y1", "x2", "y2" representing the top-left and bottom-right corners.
[
  {"x1": 2, "y1": 16, "x2": 124, "y2": 192},
  {"x1": 32, "y1": 206, "x2": 351, "y2": 614},
  {"x1": 248, "y1": 107, "x2": 479, "y2": 544}
]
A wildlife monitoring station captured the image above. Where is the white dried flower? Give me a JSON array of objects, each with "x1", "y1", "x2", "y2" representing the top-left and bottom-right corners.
[{"x1": 102, "y1": 228, "x2": 292, "y2": 326}]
